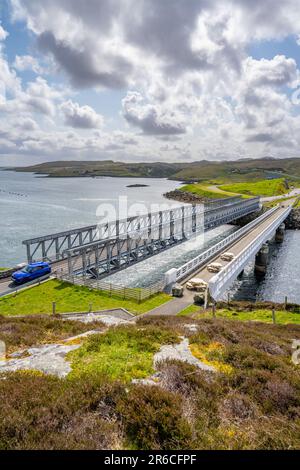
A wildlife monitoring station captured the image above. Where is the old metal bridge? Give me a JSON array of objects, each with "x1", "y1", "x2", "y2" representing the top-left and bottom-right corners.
[{"x1": 22, "y1": 196, "x2": 260, "y2": 280}]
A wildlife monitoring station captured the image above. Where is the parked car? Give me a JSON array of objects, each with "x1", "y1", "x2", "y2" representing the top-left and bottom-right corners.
[
  {"x1": 11, "y1": 262, "x2": 51, "y2": 285},
  {"x1": 186, "y1": 278, "x2": 208, "y2": 291},
  {"x1": 207, "y1": 262, "x2": 223, "y2": 273}
]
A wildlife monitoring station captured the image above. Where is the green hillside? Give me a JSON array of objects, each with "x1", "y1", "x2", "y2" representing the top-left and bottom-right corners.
[
  {"x1": 220, "y1": 178, "x2": 288, "y2": 197},
  {"x1": 12, "y1": 157, "x2": 300, "y2": 182}
]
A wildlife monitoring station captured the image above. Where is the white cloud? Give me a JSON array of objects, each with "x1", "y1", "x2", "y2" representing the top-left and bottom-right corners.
[
  {"x1": 60, "y1": 100, "x2": 104, "y2": 128},
  {"x1": 2, "y1": 0, "x2": 300, "y2": 162},
  {"x1": 122, "y1": 92, "x2": 187, "y2": 135},
  {"x1": 13, "y1": 55, "x2": 44, "y2": 74},
  {"x1": 0, "y1": 25, "x2": 9, "y2": 42}
]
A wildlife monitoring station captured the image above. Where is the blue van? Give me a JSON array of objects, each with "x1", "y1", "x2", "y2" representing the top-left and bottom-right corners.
[{"x1": 12, "y1": 262, "x2": 51, "y2": 284}]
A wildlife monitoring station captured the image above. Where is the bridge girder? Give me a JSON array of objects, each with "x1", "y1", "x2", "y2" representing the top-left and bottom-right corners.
[{"x1": 63, "y1": 197, "x2": 260, "y2": 279}]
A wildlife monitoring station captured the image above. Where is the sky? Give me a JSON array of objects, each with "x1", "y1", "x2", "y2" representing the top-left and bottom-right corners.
[{"x1": 1, "y1": 0, "x2": 300, "y2": 166}]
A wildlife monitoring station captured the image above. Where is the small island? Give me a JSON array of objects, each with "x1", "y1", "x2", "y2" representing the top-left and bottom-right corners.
[{"x1": 126, "y1": 184, "x2": 149, "y2": 188}]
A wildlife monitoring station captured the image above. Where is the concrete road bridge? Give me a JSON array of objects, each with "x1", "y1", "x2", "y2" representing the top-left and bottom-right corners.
[{"x1": 164, "y1": 200, "x2": 293, "y2": 308}]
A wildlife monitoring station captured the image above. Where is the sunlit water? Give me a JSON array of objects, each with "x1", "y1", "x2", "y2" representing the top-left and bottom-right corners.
[
  {"x1": 224, "y1": 230, "x2": 300, "y2": 304},
  {"x1": 0, "y1": 169, "x2": 181, "y2": 266}
]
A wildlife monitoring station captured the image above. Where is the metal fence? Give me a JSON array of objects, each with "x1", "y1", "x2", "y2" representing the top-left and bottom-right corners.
[{"x1": 57, "y1": 272, "x2": 165, "y2": 302}]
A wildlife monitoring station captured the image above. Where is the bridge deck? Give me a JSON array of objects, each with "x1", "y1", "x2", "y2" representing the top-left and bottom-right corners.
[{"x1": 180, "y1": 200, "x2": 293, "y2": 294}]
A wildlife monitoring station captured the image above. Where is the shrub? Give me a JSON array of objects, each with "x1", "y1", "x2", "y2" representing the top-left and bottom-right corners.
[
  {"x1": 0, "y1": 314, "x2": 104, "y2": 353},
  {"x1": 117, "y1": 385, "x2": 192, "y2": 450},
  {"x1": 0, "y1": 371, "x2": 124, "y2": 450}
]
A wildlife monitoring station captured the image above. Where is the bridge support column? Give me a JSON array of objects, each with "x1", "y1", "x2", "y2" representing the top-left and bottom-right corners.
[
  {"x1": 192, "y1": 204, "x2": 197, "y2": 233},
  {"x1": 275, "y1": 223, "x2": 285, "y2": 243},
  {"x1": 237, "y1": 269, "x2": 244, "y2": 280},
  {"x1": 26, "y1": 243, "x2": 32, "y2": 264},
  {"x1": 255, "y1": 243, "x2": 269, "y2": 276},
  {"x1": 164, "y1": 268, "x2": 177, "y2": 293}
]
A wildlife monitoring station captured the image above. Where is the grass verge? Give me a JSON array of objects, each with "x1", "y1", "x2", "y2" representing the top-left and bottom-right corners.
[
  {"x1": 263, "y1": 196, "x2": 295, "y2": 208},
  {"x1": 0, "y1": 279, "x2": 171, "y2": 316},
  {"x1": 180, "y1": 305, "x2": 300, "y2": 325},
  {"x1": 205, "y1": 308, "x2": 300, "y2": 324},
  {"x1": 180, "y1": 183, "x2": 237, "y2": 199},
  {"x1": 177, "y1": 304, "x2": 200, "y2": 317}
]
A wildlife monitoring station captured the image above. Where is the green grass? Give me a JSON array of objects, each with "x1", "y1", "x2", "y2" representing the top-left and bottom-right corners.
[
  {"x1": 0, "y1": 279, "x2": 171, "y2": 316},
  {"x1": 68, "y1": 324, "x2": 179, "y2": 382},
  {"x1": 177, "y1": 304, "x2": 200, "y2": 317},
  {"x1": 180, "y1": 183, "x2": 238, "y2": 199},
  {"x1": 0, "y1": 268, "x2": 8, "y2": 272},
  {"x1": 202, "y1": 308, "x2": 300, "y2": 325},
  {"x1": 263, "y1": 196, "x2": 295, "y2": 208},
  {"x1": 293, "y1": 197, "x2": 300, "y2": 208},
  {"x1": 220, "y1": 178, "x2": 288, "y2": 197}
]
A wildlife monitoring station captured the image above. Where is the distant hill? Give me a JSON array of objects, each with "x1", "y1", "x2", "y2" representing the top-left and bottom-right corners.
[{"x1": 12, "y1": 157, "x2": 300, "y2": 183}]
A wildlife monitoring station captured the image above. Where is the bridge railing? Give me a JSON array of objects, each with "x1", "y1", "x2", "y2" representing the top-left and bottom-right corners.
[
  {"x1": 172, "y1": 205, "x2": 278, "y2": 283},
  {"x1": 209, "y1": 205, "x2": 292, "y2": 300}
]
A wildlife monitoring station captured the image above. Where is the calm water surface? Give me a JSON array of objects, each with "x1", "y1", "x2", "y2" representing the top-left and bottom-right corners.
[
  {"x1": 0, "y1": 169, "x2": 181, "y2": 266},
  {"x1": 226, "y1": 230, "x2": 300, "y2": 304},
  {"x1": 1, "y1": 169, "x2": 300, "y2": 303}
]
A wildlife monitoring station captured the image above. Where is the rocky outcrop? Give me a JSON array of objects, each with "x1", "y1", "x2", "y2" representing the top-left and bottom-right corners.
[
  {"x1": 286, "y1": 208, "x2": 300, "y2": 230},
  {"x1": 164, "y1": 189, "x2": 208, "y2": 204},
  {"x1": 230, "y1": 207, "x2": 267, "y2": 227},
  {"x1": 0, "y1": 266, "x2": 23, "y2": 280}
]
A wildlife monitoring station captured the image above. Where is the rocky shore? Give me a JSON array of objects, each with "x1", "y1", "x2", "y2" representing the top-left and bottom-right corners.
[
  {"x1": 164, "y1": 189, "x2": 209, "y2": 204},
  {"x1": 164, "y1": 189, "x2": 300, "y2": 230},
  {"x1": 230, "y1": 206, "x2": 267, "y2": 227},
  {"x1": 286, "y1": 208, "x2": 300, "y2": 229}
]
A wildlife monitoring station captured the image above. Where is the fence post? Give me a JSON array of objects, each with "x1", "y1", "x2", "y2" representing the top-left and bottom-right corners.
[
  {"x1": 138, "y1": 289, "x2": 142, "y2": 304},
  {"x1": 212, "y1": 301, "x2": 216, "y2": 318},
  {"x1": 272, "y1": 307, "x2": 276, "y2": 324},
  {"x1": 227, "y1": 293, "x2": 230, "y2": 307},
  {"x1": 52, "y1": 302, "x2": 56, "y2": 316},
  {"x1": 284, "y1": 296, "x2": 288, "y2": 310},
  {"x1": 89, "y1": 303, "x2": 93, "y2": 313},
  {"x1": 110, "y1": 283, "x2": 112, "y2": 297},
  {"x1": 123, "y1": 287, "x2": 126, "y2": 300}
]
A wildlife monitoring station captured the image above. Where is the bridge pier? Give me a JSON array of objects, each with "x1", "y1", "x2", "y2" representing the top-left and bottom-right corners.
[
  {"x1": 237, "y1": 269, "x2": 244, "y2": 280},
  {"x1": 254, "y1": 243, "x2": 269, "y2": 276},
  {"x1": 164, "y1": 268, "x2": 178, "y2": 293},
  {"x1": 275, "y1": 223, "x2": 285, "y2": 243}
]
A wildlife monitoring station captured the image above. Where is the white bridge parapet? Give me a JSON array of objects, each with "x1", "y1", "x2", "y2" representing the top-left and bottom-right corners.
[
  {"x1": 209, "y1": 205, "x2": 292, "y2": 300},
  {"x1": 170, "y1": 205, "x2": 279, "y2": 285}
]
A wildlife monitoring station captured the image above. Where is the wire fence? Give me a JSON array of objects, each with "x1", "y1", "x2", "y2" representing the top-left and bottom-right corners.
[{"x1": 57, "y1": 272, "x2": 166, "y2": 302}]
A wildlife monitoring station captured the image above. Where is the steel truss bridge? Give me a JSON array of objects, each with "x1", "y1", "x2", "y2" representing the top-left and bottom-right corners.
[{"x1": 22, "y1": 196, "x2": 260, "y2": 279}]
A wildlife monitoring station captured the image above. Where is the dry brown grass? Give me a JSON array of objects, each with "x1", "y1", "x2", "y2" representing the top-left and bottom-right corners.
[{"x1": 0, "y1": 314, "x2": 104, "y2": 354}]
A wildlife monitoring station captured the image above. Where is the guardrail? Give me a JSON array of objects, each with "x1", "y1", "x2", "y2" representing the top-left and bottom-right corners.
[
  {"x1": 173, "y1": 205, "x2": 279, "y2": 283},
  {"x1": 209, "y1": 205, "x2": 292, "y2": 300},
  {"x1": 57, "y1": 272, "x2": 165, "y2": 302}
]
